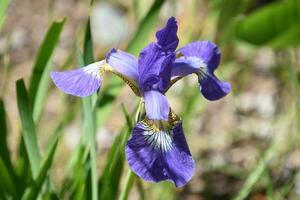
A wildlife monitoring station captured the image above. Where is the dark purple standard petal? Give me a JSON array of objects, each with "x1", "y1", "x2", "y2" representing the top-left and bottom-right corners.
[
  {"x1": 199, "y1": 74, "x2": 231, "y2": 101},
  {"x1": 179, "y1": 41, "x2": 221, "y2": 72},
  {"x1": 138, "y1": 43, "x2": 175, "y2": 93},
  {"x1": 50, "y1": 62, "x2": 102, "y2": 97},
  {"x1": 155, "y1": 17, "x2": 179, "y2": 52},
  {"x1": 144, "y1": 90, "x2": 170, "y2": 120},
  {"x1": 106, "y1": 48, "x2": 139, "y2": 82},
  {"x1": 125, "y1": 120, "x2": 195, "y2": 187}
]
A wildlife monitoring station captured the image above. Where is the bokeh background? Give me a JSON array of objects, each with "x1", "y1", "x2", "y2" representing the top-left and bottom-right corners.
[{"x1": 0, "y1": 0, "x2": 300, "y2": 199}]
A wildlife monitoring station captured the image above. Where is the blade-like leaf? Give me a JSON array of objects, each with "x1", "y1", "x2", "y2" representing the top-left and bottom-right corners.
[
  {"x1": 76, "y1": 17, "x2": 98, "y2": 199},
  {"x1": 33, "y1": 61, "x2": 52, "y2": 122},
  {"x1": 21, "y1": 125, "x2": 62, "y2": 200},
  {"x1": 0, "y1": 157, "x2": 17, "y2": 198},
  {"x1": 0, "y1": 0, "x2": 10, "y2": 31},
  {"x1": 127, "y1": 0, "x2": 166, "y2": 55},
  {"x1": 236, "y1": 0, "x2": 300, "y2": 46},
  {"x1": 16, "y1": 79, "x2": 41, "y2": 179},
  {"x1": 99, "y1": 105, "x2": 136, "y2": 200},
  {"x1": 0, "y1": 99, "x2": 12, "y2": 171},
  {"x1": 28, "y1": 19, "x2": 65, "y2": 104}
]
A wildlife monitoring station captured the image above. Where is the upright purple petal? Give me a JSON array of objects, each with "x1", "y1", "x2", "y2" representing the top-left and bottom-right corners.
[
  {"x1": 155, "y1": 17, "x2": 179, "y2": 52},
  {"x1": 126, "y1": 120, "x2": 195, "y2": 187},
  {"x1": 179, "y1": 41, "x2": 221, "y2": 72},
  {"x1": 50, "y1": 61, "x2": 103, "y2": 97},
  {"x1": 138, "y1": 43, "x2": 175, "y2": 93},
  {"x1": 106, "y1": 48, "x2": 139, "y2": 82},
  {"x1": 144, "y1": 90, "x2": 169, "y2": 120},
  {"x1": 199, "y1": 74, "x2": 231, "y2": 100}
]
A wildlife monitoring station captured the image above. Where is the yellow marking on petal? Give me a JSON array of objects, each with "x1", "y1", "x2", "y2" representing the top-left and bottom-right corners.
[{"x1": 101, "y1": 62, "x2": 141, "y2": 96}]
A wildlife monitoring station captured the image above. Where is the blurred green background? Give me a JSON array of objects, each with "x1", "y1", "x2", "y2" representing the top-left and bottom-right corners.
[{"x1": 0, "y1": 0, "x2": 300, "y2": 199}]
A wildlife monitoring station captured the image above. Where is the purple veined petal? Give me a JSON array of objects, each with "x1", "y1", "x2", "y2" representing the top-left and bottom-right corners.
[
  {"x1": 50, "y1": 61, "x2": 103, "y2": 97},
  {"x1": 138, "y1": 43, "x2": 175, "y2": 93},
  {"x1": 179, "y1": 41, "x2": 221, "y2": 72},
  {"x1": 125, "y1": 120, "x2": 195, "y2": 187},
  {"x1": 171, "y1": 56, "x2": 205, "y2": 77},
  {"x1": 144, "y1": 90, "x2": 170, "y2": 120},
  {"x1": 199, "y1": 73, "x2": 231, "y2": 101},
  {"x1": 155, "y1": 17, "x2": 179, "y2": 52},
  {"x1": 106, "y1": 48, "x2": 139, "y2": 82}
]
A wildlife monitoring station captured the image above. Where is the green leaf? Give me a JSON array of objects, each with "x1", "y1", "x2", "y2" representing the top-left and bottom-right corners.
[
  {"x1": 233, "y1": 142, "x2": 276, "y2": 200},
  {"x1": 28, "y1": 19, "x2": 65, "y2": 104},
  {"x1": 236, "y1": 0, "x2": 300, "y2": 47},
  {"x1": 0, "y1": 99, "x2": 12, "y2": 171},
  {"x1": 32, "y1": 61, "x2": 52, "y2": 122},
  {"x1": 0, "y1": 157, "x2": 17, "y2": 198},
  {"x1": 16, "y1": 79, "x2": 41, "y2": 179},
  {"x1": 99, "y1": 105, "x2": 137, "y2": 200},
  {"x1": 0, "y1": 0, "x2": 10, "y2": 31},
  {"x1": 21, "y1": 125, "x2": 62, "y2": 200},
  {"x1": 76, "y1": 17, "x2": 98, "y2": 199},
  {"x1": 98, "y1": 127, "x2": 130, "y2": 200},
  {"x1": 126, "y1": 0, "x2": 166, "y2": 55}
]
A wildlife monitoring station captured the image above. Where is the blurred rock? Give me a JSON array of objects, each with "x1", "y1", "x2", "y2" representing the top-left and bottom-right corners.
[{"x1": 91, "y1": 2, "x2": 129, "y2": 48}]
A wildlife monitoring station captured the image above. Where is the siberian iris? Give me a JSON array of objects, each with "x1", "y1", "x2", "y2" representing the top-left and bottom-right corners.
[{"x1": 50, "y1": 17, "x2": 230, "y2": 187}]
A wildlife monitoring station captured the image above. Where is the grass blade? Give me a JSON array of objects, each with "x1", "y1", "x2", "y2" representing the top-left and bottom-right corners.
[
  {"x1": 21, "y1": 125, "x2": 62, "y2": 200},
  {"x1": 28, "y1": 19, "x2": 65, "y2": 104},
  {"x1": 126, "y1": 0, "x2": 166, "y2": 55},
  {"x1": 0, "y1": 99, "x2": 13, "y2": 171},
  {"x1": 0, "y1": 157, "x2": 17, "y2": 198},
  {"x1": 32, "y1": 61, "x2": 52, "y2": 122},
  {"x1": 233, "y1": 142, "x2": 276, "y2": 200},
  {"x1": 0, "y1": 0, "x2": 10, "y2": 31},
  {"x1": 76, "y1": 17, "x2": 98, "y2": 199},
  {"x1": 16, "y1": 79, "x2": 41, "y2": 179}
]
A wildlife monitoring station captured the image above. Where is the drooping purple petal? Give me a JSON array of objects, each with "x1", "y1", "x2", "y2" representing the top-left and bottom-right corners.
[
  {"x1": 125, "y1": 120, "x2": 195, "y2": 187},
  {"x1": 199, "y1": 74, "x2": 231, "y2": 101},
  {"x1": 171, "y1": 56, "x2": 205, "y2": 77},
  {"x1": 138, "y1": 43, "x2": 175, "y2": 93},
  {"x1": 179, "y1": 41, "x2": 221, "y2": 72},
  {"x1": 106, "y1": 48, "x2": 139, "y2": 82},
  {"x1": 144, "y1": 90, "x2": 169, "y2": 120},
  {"x1": 155, "y1": 17, "x2": 179, "y2": 52},
  {"x1": 50, "y1": 61, "x2": 102, "y2": 97}
]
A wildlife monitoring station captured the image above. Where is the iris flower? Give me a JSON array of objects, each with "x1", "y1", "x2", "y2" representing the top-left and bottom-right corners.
[{"x1": 50, "y1": 17, "x2": 230, "y2": 187}]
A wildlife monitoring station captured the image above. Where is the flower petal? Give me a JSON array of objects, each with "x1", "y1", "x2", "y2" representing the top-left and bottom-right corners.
[
  {"x1": 50, "y1": 61, "x2": 103, "y2": 97},
  {"x1": 155, "y1": 17, "x2": 179, "y2": 52},
  {"x1": 144, "y1": 90, "x2": 169, "y2": 120},
  {"x1": 199, "y1": 74, "x2": 231, "y2": 101},
  {"x1": 138, "y1": 43, "x2": 175, "y2": 93},
  {"x1": 171, "y1": 56, "x2": 205, "y2": 77},
  {"x1": 179, "y1": 41, "x2": 221, "y2": 72},
  {"x1": 106, "y1": 48, "x2": 139, "y2": 82},
  {"x1": 125, "y1": 120, "x2": 195, "y2": 187}
]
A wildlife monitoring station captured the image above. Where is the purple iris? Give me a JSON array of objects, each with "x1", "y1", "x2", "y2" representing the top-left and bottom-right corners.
[{"x1": 50, "y1": 17, "x2": 230, "y2": 187}]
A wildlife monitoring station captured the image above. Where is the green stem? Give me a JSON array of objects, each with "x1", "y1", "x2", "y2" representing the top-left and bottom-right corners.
[{"x1": 118, "y1": 100, "x2": 144, "y2": 200}]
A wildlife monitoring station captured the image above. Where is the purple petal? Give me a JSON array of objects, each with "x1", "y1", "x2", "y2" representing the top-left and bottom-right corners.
[
  {"x1": 125, "y1": 120, "x2": 195, "y2": 187},
  {"x1": 155, "y1": 17, "x2": 179, "y2": 52},
  {"x1": 50, "y1": 62, "x2": 102, "y2": 97},
  {"x1": 106, "y1": 48, "x2": 139, "y2": 82},
  {"x1": 144, "y1": 90, "x2": 169, "y2": 120},
  {"x1": 179, "y1": 41, "x2": 221, "y2": 72},
  {"x1": 199, "y1": 74, "x2": 231, "y2": 101},
  {"x1": 138, "y1": 43, "x2": 175, "y2": 93},
  {"x1": 171, "y1": 56, "x2": 205, "y2": 77}
]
